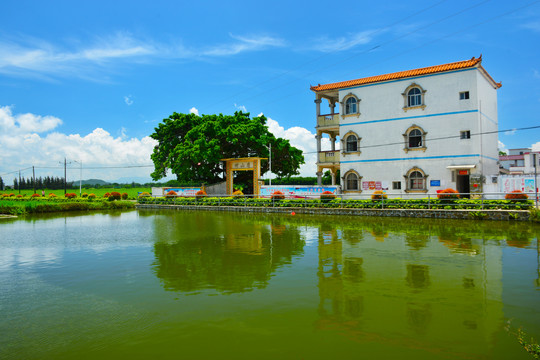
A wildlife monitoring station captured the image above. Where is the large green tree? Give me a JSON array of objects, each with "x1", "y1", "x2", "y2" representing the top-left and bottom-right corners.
[{"x1": 150, "y1": 111, "x2": 305, "y2": 183}]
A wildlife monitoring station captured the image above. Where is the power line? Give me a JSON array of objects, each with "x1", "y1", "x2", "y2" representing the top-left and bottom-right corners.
[
  {"x1": 205, "y1": 0, "x2": 451, "y2": 112},
  {"x1": 303, "y1": 125, "x2": 540, "y2": 154},
  {"x1": 245, "y1": 0, "x2": 539, "y2": 111}
]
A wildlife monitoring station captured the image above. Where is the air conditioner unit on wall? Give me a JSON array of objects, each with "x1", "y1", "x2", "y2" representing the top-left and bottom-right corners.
[{"x1": 491, "y1": 176, "x2": 498, "y2": 183}]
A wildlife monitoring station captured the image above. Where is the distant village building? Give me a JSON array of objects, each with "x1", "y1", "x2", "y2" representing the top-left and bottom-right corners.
[
  {"x1": 499, "y1": 148, "x2": 540, "y2": 175},
  {"x1": 311, "y1": 56, "x2": 501, "y2": 197}
]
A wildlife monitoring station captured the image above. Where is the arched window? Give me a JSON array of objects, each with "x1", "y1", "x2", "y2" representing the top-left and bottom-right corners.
[
  {"x1": 346, "y1": 134, "x2": 358, "y2": 152},
  {"x1": 346, "y1": 173, "x2": 359, "y2": 190},
  {"x1": 345, "y1": 97, "x2": 357, "y2": 114},
  {"x1": 403, "y1": 125, "x2": 427, "y2": 152},
  {"x1": 408, "y1": 129, "x2": 422, "y2": 148},
  {"x1": 404, "y1": 168, "x2": 428, "y2": 192},
  {"x1": 409, "y1": 171, "x2": 425, "y2": 190},
  {"x1": 408, "y1": 88, "x2": 422, "y2": 107},
  {"x1": 402, "y1": 83, "x2": 426, "y2": 110}
]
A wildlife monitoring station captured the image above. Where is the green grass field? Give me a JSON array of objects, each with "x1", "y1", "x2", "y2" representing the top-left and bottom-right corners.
[{"x1": 0, "y1": 187, "x2": 150, "y2": 199}]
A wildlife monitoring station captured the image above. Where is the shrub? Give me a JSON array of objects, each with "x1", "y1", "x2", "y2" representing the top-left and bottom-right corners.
[
  {"x1": 121, "y1": 192, "x2": 128, "y2": 200},
  {"x1": 139, "y1": 192, "x2": 151, "y2": 197},
  {"x1": 505, "y1": 190, "x2": 528, "y2": 200},
  {"x1": 31, "y1": 193, "x2": 41, "y2": 198},
  {"x1": 232, "y1": 190, "x2": 244, "y2": 196},
  {"x1": 195, "y1": 190, "x2": 207, "y2": 200},
  {"x1": 48, "y1": 193, "x2": 57, "y2": 198},
  {"x1": 9, "y1": 193, "x2": 15, "y2": 197},
  {"x1": 320, "y1": 191, "x2": 336, "y2": 203},
  {"x1": 271, "y1": 191, "x2": 285, "y2": 201},
  {"x1": 65, "y1": 193, "x2": 77, "y2": 199},
  {"x1": 108, "y1": 192, "x2": 121, "y2": 201},
  {"x1": 81, "y1": 192, "x2": 89, "y2": 198},
  {"x1": 88, "y1": 193, "x2": 96, "y2": 199},
  {"x1": 165, "y1": 190, "x2": 178, "y2": 198},
  {"x1": 16, "y1": 194, "x2": 23, "y2": 198},
  {"x1": 2, "y1": 193, "x2": 11, "y2": 198},
  {"x1": 103, "y1": 192, "x2": 111, "y2": 198},
  {"x1": 371, "y1": 190, "x2": 388, "y2": 200},
  {"x1": 437, "y1": 188, "x2": 460, "y2": 200}
]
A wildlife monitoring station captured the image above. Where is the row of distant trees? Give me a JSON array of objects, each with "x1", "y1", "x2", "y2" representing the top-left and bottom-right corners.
[{"x1": 0, "y1": 173, "x2": 340, "y2": 191}]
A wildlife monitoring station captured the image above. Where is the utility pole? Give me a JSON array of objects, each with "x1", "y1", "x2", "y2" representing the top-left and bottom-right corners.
[
  {"x1": 534, "y1": 152, "x2": 538, "y2": 209},
  {"x1": 64, "y1": 158, "x2": 67, "y2": 195},
  {"x1": 32, "y1": 166, "x2": 36, "y2": 194},
  {"x1": 18, "y1": 170, "x2": 21, "y2": 194},
  {"x1": 74, "y1": 160, "x2": 82, "y2": 196},
  {"x1": 269, "y1": 143, "x2": 272, "y2": 186}
]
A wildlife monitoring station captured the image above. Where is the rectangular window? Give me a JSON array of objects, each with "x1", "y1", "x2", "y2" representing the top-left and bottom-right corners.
[
  {"x1": 392, "y1": 181, "x2": 401, "y2": 190},
  {"x1": 460, "y1": 130, "x2": 470, "y2": 139},
  {"x1": 459, "y1": 91, "x2": 470, "y2": 100}
]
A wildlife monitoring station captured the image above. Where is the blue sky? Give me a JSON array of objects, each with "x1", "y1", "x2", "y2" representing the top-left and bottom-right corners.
[{"x1": 1, "y1": 0, "x2": 539, "y2": 183}]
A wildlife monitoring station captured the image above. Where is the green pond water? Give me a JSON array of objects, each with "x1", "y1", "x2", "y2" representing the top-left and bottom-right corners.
[{"x1": 0, "y1": 210, "x2": 539, "y2": 359}]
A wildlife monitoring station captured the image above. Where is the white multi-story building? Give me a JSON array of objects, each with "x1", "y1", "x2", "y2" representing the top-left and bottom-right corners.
[
  {"x1": 311, "y1": 56, "x2": 501, "y2": 197},
  {"x1": 499, "y1": 148, "x2": 540, "y2": 175}
]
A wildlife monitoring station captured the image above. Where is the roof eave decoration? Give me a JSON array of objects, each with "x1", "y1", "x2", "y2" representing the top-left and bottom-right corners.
[{"x1": 311, "y1": 56, "x2": 501, "y2": 92}]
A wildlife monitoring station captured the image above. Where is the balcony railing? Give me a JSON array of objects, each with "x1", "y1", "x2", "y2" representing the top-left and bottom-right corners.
[
  {"x1": 317, "y1": 113, "x2": 340, "y2": 128},
  {"x1": 318, "y1": 150, "x2": 340, "y2": 164}
]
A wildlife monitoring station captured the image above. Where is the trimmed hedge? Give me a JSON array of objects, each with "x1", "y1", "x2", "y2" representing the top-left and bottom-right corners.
[{"x1": 137, "y1": 196, "x2": 533, "y2": 210}]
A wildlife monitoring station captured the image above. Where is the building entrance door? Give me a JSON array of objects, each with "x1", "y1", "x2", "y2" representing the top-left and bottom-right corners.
[{"x1": 456, "y1": 174, "x2": 470, "y2": 198}]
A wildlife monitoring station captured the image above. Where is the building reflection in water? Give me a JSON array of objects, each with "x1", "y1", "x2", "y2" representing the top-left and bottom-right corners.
[
  {"x1": 151, "y1": 211, "x2": 305, "y2": 294},
  {"x1": 314, "y1": 217, "x2": 510, "y2": 356}
]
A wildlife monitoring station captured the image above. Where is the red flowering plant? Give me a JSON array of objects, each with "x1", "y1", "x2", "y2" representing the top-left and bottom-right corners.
[
  {"x1": 505, "y1": 190, "x2": 528, "y2": 200},
  {"x1": 320, "y1": 191, "x2": 336, "y2": 203},
  {"x1": 437, "y1": 188, "x2": 460, "y2": 200},
  {"x1": 371, "y1": 190, "x2": 388, "y2": 200},
  {"x1": 195, "y1": 190, "x2": 207, "y2": 200},
  {"x1": 271, "y1": 191, "x2": 285, "y2": 201}
]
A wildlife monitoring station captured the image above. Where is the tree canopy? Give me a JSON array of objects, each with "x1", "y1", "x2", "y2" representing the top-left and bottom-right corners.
[{"x1": 150, "y1": 112, "x2": 305, "y2": 183}]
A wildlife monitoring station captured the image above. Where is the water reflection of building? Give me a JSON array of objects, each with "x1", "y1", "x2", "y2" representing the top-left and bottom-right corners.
[
  {"x1": 316, "y1": 220, "x2": 504, "y2": 355},
  {"x1": 151, "y1": 212, "x2": 305, "y2": 294}
]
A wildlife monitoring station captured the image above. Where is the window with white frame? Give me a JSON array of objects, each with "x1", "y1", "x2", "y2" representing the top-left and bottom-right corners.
[
  {"x1": 392, "y1": 181, "x2": 401, "y2": 190},
  {"x1": 405, "y1": 168, "x2": 428, "y2": 192},
  {"x1": 403, "y1": 125, "x2": 427, "y2": 152},
  {"x1": 408, "y1": 88, "x2": 422, "y2": 107},
  {"x1": 345, "y1": 97, "x2": 358, "y2": 115},
  {"x1": 459, "y1": 91, "x2": 470, "y2": 100},
  {"x1": 402, "y1": 84, "x2": 426, "y2": 110},
  {"x1": 344, "y1": 171, "x2": 361, "y2": 191},
  {"x1": 346, "y1": 134, "x2": 358, "y2": 152},
  {"x1": 460, "y1": 130, "x2": 471, "y2": 139}
]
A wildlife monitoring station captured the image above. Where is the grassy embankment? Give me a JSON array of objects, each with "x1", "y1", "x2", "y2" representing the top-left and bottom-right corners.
[
  {"x1": 4, "y1": 187, "x2": 149, "y2": 198},
  {"x1": 0, "y1": 188, "x2": 144, "y2": 215}
]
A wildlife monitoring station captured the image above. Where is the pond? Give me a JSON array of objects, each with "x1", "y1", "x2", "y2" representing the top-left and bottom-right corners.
[{"x1": 1, "y1": 210, "x2": 539, "y2": 359}]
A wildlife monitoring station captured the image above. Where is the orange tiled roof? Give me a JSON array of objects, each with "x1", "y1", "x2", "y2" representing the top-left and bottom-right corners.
[{"x1": 310, "y1": 56, "x2": 502, "y2": 92}]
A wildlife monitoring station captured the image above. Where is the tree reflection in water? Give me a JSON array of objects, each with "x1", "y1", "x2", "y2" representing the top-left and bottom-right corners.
[{"x1": 151, "y1": 211, "x2": 305, "y2": 294}]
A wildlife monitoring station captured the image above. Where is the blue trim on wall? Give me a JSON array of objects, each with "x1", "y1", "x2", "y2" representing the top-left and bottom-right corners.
[
  {"x1": 343, "y1": 68, "x2": 477, "y2": 91},
  {"x1": 480, "y1": 111, "x2": 497, "y2": 125},
  {"x1": 342, "y1": 109, "x2": 478, "y2": 126},
  {"x1": 340, "y1": 153, "x2": 497, "y2": 164}
]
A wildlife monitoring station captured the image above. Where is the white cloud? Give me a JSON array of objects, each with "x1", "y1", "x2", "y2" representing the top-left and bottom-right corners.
[
  {"x1": 505, "y1": 129, "x2": 517, "y2": 136},
  {"x1": 0, "y1": 106, "x2": 158, "y2": 182},
  {"x1": 498, "y1": 140, "x2": 507, "y2": 153},
  {"x1": 234, "y1": 103, "x2": 247, "y2": 112},
  {"x1": 266, "y1": 117, "x2": 332, "y2": 177},
  {"x1": 310, "y1": 30, "x2": 379, "y2": 52},
  {"x1": 521, "y1": 22, "x2": 540, "y2": 33},
  {"x1": 202, "y1": 34, "x2": 285, "y2": 56},
  {"x1": 532, "y1": 142, "x2": 540, "y2": 152},
  {"x1": 0, "y1": 32, "x2": 285, "y2": 80},
  {"x1": 189, "y1": 107, "x2": 199, "y2": 116},
  {"x1": 124, "y1": 95, "x2": 133, "y2": 106}
]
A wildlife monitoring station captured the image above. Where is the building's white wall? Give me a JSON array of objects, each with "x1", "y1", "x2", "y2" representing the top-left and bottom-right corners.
[
  {"x1": 475, "y1": 70, "x2": 499, "y2": 176},
  {"x1": 334, "y1": 67, "x2": 499, "y2": 196}
]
